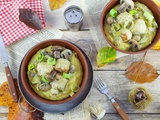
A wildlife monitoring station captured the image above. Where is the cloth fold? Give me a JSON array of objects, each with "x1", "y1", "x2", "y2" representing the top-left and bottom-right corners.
[{"x1": 0, "y1": 0, "x2": 46, "y2": 46}]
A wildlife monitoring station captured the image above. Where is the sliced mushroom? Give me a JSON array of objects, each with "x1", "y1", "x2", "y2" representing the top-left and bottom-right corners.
[
  {"x1": 50, "y1": 46, "x2": 63, "y2": 57},
  {"x1": 128, "y1": 39, "x2": 140, "y2": 51},
  {"x1": 41, "y1": 49, "x2": 48, "y2": 56},
  {"x1": 61, "y1": 49, "x2": 72, "y2": 60},
  {"x1": 53, "y1": 50, "x2": 61, "y2": 59},
  {"x1": 120, "y1": 0, "x2": 124, "y2": 4},
  {"x1": 45, "y1": 70, "x2": 57, "y2": 82},
  {"x1": 39, "y1": 83, "x2": 51, "y2": 91},
  {"x1": 106, "y1": 16, "x2": 114, "y2": 24},
  {"x1": 69, "y1": 65, "x2": 76, "y2": 74},
  {"x1": 118, "y1": 0, "x2": 134, "y2": 13},
  {"x1": 118, "y1": 3, "x2": 129, "y2": 13},
  {"x1": 52, "y1": 46, "x2": 63, "y2": 51}
]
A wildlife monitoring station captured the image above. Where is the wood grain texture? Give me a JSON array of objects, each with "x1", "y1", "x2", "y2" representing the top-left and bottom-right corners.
[
  {"x1": 63, "y1": 30, "x2": 160, "y2": 120},
  {"x1": 89, "y1": 71, "x2": 160, "y2": 113},
  {"x1": 91, "y1": 114, "x2": 160, "y2": 120}
]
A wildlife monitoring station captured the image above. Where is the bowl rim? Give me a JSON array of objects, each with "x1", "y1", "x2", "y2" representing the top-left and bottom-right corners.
[
  {"x1": 100, "y1": 0, "x2": 160, "y2": 54},
  {"x1": 20, "y1": 39, "x2": 90, "y2": 104}
]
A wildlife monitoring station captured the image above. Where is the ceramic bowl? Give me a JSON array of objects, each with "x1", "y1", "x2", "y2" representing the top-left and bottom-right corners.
[
  {"x1": 100, "y1": 0, "x2": 160, "y2": 54},
  {"x1": 18, "y1": 39, "x2": 93, "y2": 113}
]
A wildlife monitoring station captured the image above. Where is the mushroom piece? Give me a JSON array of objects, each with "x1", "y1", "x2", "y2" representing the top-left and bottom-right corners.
[
  {"x1": 118, "y1": 0, "x2": 134, "y2": 13},
  {"x1": 128, "y1": 39, "x2": 140, "y2": 51},
  {"x1": 39, "y1": 83, "x2": 51, "y2": 91},
  {"x1": 106, "y1": 16, "x2": 114, "y2": 25},
  {"x1": 53, "y1": 50, "x2": 61, "y2": 59},
  {"x1": 61, "y1": 49, "x2": 72, "y2": 60},
  {"x1": 69, "y1": 65, "x2": 76, "y2": 74},
  {"x1": 41, "y1": 49, "x2": 48, "y2": 56},
  {"x1": 45, "y1": 70, "x2": 57, "y2": 82},
  {"x1": 52, "y1": 46, "x2": 63, "y2": 51}
]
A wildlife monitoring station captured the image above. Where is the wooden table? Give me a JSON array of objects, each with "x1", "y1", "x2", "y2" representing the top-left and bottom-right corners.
[
  {"x1": 1, "y1": 0, "x2": 160, "y2": 120},
  {"x1": 47, "y1": 1, "x2": 160, "y2": 119}
]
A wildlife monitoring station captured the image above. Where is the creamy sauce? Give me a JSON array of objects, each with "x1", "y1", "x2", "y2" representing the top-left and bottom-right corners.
[
  {"x1": 104, "y1": 2, "x2": 158, "y2": 51},
  {"x1": 27, "y1": 45, "x2": 83, "y2": 100}
]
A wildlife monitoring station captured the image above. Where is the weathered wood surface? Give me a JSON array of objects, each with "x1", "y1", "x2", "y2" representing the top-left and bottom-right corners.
[
  {"x1": 91, "y1": 71, "x2": 160, "y2": 113},
  {"x1": 1, "y1": 114, "x2": 160, "y2": 120},
  {"x1": 92, "y1": 114, "x2": 160, "y2": 120},
  {"x1": 0, "y1": 30, "x2": 159, "y2": 120},
  {"x1": 63, "y1": 31, "x2": 160, "y2": 120}
]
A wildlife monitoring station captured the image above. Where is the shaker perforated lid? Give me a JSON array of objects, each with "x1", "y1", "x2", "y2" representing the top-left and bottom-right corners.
[{"x1": 64, "y1": 5, "x2": 83, "y2": 24}]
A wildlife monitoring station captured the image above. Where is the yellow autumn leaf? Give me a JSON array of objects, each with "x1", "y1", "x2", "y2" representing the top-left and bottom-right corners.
[
  {"x1": 96, "y1": 47, "x2": 116, "y2": 67},
  {"x1": 152, "y1": 40, "x2": 160, "y2": 50},
  {"x1": 152, "y1": 0, "x2": 160, "y2": 50},
  {"x1": 48, "y1": 0, "x2": 67, "y2": 10},
  {"x1": 152, "y1": 0, "x2": 160, "y2": 7}
]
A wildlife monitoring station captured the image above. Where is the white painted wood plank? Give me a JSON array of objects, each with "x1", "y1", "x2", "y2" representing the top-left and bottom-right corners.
[
  {"x1": 91, "y1": 114, "x2": 160, "y2": 120},
  {"x1": 89, "y1": 71, "x2": 160, "y2": 113}
]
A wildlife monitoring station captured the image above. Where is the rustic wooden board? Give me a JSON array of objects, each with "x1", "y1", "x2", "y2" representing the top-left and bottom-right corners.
[
  {"x1": 92, "y1": 114, "x2": 160, "y2": 120},
  {"x1": 89, "y1": 71, "x2": 160, "y2": 114},
  {"x1": 1, "y1": 113, "x2": 160, "y2": 120}
]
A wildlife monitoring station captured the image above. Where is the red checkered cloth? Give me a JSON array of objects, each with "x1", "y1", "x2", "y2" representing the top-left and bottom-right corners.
[{"x1": 0, "y1": 0, "x2": 46, "y2": 46}]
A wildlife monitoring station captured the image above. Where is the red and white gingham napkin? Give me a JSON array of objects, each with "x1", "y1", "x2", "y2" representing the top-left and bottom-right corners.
[{"x1": 0, "y1": 0, "x2": 46, "y2": 46}]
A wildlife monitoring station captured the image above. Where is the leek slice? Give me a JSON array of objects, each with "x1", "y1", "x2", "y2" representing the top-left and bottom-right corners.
[
  {"x1": 143, "y1": 11, "x2": 154, "y2": 21},
  {"x1": 47, "y1": 57, "x2": 56, "y2": 65},
  {"x1": 41, "y1": 76, "x2": 49, "y2": 84}
]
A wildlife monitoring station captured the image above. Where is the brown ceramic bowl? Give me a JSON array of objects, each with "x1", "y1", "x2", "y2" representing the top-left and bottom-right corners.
[
  {"x1": 18, "y1": 39, "x2": 93, "y2": 113},
  {"x1": 100, "y1": 0, "x2": 160, "y2": 54}
]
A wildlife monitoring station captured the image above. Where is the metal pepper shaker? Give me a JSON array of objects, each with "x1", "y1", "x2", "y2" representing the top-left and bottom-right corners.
[{"x1": 64, "y1": 5, "x2": 84, "y2": 31}]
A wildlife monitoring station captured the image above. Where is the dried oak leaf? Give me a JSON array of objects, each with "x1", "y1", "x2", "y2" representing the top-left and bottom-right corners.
[
  {"x1": 0, "y1": 81, "x2": 44, "y2": 120},
  {"x1": 19, "y1": 8, "x2": 43, "y2": 30},
  {"x1": 125, "y1": 61, "x2": 159, "y2": 83}
]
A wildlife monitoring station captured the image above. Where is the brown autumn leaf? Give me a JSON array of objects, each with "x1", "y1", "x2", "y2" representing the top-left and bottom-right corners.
[
  {"x1": 125, "y1": 61, "x2": 159, "y2": 83},
  {"x1": 19, "y1": 8, "x2": 43, "y2": 30},
  {"x1": 0, "y1": 81, "x2": 44, "y2": 120}
]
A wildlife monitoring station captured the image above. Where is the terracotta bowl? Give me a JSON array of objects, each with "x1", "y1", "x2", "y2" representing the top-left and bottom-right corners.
[
  {"x1": 100, "y1": 0, "x2": 160, "y2": 54},
  {"x1": 19, "y1": 39, "x2": 93, "y2": 113}
]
